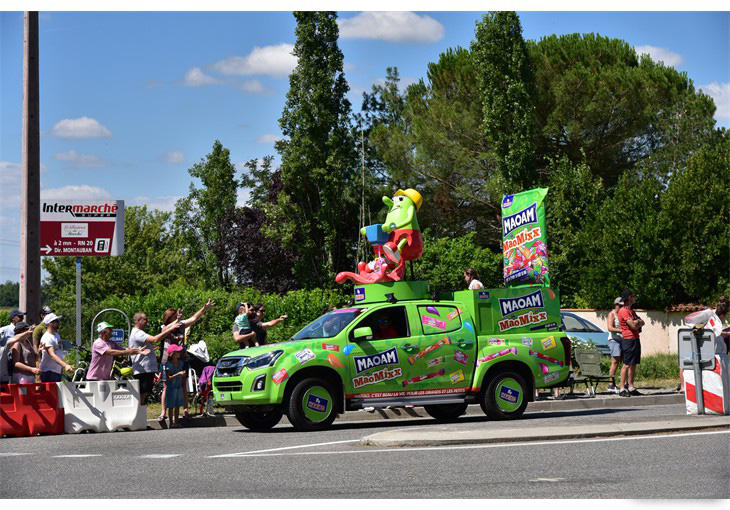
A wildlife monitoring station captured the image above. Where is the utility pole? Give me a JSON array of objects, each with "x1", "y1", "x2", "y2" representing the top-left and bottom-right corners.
[{"x1": 20, "y1": 11, "x2": 41, "y2": 324}]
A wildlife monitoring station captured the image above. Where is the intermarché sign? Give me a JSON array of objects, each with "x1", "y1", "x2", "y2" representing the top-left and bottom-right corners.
[{"x1": 40, "y1": 199, "x2": 125, "y2": 257}]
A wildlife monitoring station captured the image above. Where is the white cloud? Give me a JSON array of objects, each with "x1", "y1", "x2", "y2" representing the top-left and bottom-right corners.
[
  {"x1": 129, "y1": 196, "x2": 181, "y2": 212},
  {"x1": 41, "y1": 185, "x2": 111, "y2": 199},
  {"x1": 0, "y1": 161, "x2": 22, "y2": 209},
  {"x1": 145, "y1": 79, "x2": 164, "y2": 89},
  {"x1": 182, "y1": 67, "x2": 221, "y2": 87},
  {"x1": 213, "y1": 43, "x2": 296, "y2": 78},
  {"x1": 233, "y1": 79, "x2": 269, "y2": 94},
  {"x1": 634, "y1": 45, "x2": 684, "y2": 68},
  {"x1": 164, "y1": 151, "x2": 186, "y2": 164},
  {"x1": 49, "y1": 117, "x2": 112, "y2": 138},
  {"x1": 699, "y1": 82, "x2": 730, "y2": 121},
  {"x1": 339, "y1": 12, "x2": 444, "y2": 43},
  {"x1": 255, "y1": 134, "x2": 282, "y2": 144},
  {"x1": 53, "y1": 150, "x2": 106, "y2": 168}
]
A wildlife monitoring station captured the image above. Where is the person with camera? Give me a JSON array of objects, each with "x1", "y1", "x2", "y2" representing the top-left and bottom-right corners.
[{"x1": 617, "y1": 289, "x2": 645, "y2": 396}]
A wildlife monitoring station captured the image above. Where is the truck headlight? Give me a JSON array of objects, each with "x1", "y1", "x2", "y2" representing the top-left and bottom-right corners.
[{"x1": 246, "y1": 350, "x2": 283, "y2": 371}]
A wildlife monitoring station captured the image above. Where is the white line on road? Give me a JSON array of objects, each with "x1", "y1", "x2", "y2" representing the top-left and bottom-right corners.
[
  {"x1": 0, "y1": 453, "x2": 33, "y2": 457},
  {"x1": 219, "y1": 429, "x2": 730, "y2": 458},
  {"x1": 208, "y1": 439, "x2": 360, "y2": 458},
  {"x1": 53, "y1": 454, "x2": 103, "y2": 458},
  {"x1": 139, "y1": 454, "x2": 182, "y2": 458}
]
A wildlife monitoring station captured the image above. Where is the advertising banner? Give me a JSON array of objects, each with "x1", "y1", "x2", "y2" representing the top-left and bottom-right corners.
[
  {"x1": 501, "y1": 188, "x2": 549, "y2": 287},
  {"x1": 40, "y1": 200, "x2": 125, "y2": 257}
]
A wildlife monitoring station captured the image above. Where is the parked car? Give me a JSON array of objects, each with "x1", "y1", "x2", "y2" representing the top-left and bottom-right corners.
[{"x1": 560, "y1": 311, "x2": 610, "y2": 355}]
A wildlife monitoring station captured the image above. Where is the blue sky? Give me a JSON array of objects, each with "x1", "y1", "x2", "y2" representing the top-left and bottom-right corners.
[{"x1": 1, "y1": 10, "x2": 728, "y2": 283}]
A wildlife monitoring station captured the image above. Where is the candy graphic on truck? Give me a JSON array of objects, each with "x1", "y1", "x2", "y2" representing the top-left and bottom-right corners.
[{"x1": 501, "y1": 188, "x2": 550, "y2": 286}]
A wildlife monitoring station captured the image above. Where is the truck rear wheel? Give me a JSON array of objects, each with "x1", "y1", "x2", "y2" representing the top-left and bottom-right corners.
[
  {"x1": 233, "y1": 406, "x2": 283, "y2": 431},
  {"x1": 286, "y1": 378, "x2": 337, "y2": 431},
  {"x1": 423, "y1": 403, "x2": 468, "y2": 422},
  {"x1": 480, "y1": 370, "x2": 529, "y2": 420}
]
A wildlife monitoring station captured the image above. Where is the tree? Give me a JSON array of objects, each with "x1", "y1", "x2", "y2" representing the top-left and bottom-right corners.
[
  {"x1": 174, "y1": 140, "x2": 239, "y2": 289},
  {"x1": 270, "y1": 11, "x2": 359, "y2": 287},
  {"x1": 0, "y1": 280, "x2": 19, "y2": 307},
  {"x1": 472, "y1": 11, "x2": 536, "y2": 192},
  {"x1": 543, "y1": 156, "x2": 604, "y2": 307},
  {"x1": 364, "y1": 51, "x2": 503, "y2": 248},
  {"x1": 528, "y1": 33, "x2": 716, "y2": 186}
]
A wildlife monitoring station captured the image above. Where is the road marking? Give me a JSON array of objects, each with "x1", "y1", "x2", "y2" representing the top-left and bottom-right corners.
[
  {"x1": 53, "y1": 454, "x2": 103, "y2": 458},
  {"x1": 222, "y1": 429, "x2": 730, "y2": 458},
  {"x1": 139, "y1": 454, "x2": 181, "y2": 458},
  {"x1": 209, "y1": 439, "x2": 360, "y2": 458},
  {"x1": 530, "y1": 478, "x2": 564, "y2": 482},
  {"x1": 0, "y1": 453, "x2": 33, "y2": 457}
]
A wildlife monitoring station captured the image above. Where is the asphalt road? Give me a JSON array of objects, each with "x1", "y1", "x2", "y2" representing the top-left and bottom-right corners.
[{"x1": 1, "y1": 404, "x2": 728, "y2": 498}]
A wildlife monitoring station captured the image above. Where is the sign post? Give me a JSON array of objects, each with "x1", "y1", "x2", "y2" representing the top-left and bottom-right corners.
[{"x1": 40, "y1": 199, "x2": 125, "y2": 345}]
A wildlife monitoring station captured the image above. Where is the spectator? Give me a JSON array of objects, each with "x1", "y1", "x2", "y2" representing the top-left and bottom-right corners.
[
  {"x1": 162, "y1": 344, "x2": 186, "y2": 428},
  {"x1": 605, "y1": 297, "x2": 624, "y2": 393},
  {"x1": 232, "y1": 302, "x2": 256, "y2": 348},
  {"x1": 86, "y1": 322, "x2": 145, "y2": 381},
  {"x1": 11, "y1": 322, "x2": 39, "y2": 384},
  {"x1": 617, "y1": 289, "x2": 645, "y2": 397},
  {"x1": 464, "y1": 268, "x2": 484, "y2": 290},
  {"x1": 250, "y1": 304, "x2": 287, "y2": 346},
  {"x1": 372, "y1": 313, "x2": 399, "y2": 340},
  {"x1": 129, "y1": 312, "x2": 181, "y2": 404},
  {"x1": 158, "y1": 298, "x2": 215, "y2": 421},
  {"x1": 1, "y1": 312, "x2": 31, "y2": 384},
  {"x1": 32, "y1": 306, "x2": 53, "y2": 382},
  {"x1": 39, "y1": 313, "x2": 74, "y2": 382},
  {"x1": 1, "y1": 309, "x2": 26, "y2": 383}
]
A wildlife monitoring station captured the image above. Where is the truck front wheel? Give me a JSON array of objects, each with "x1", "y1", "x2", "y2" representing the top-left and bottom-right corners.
[
  {"x1": 286, "y1": 378, "x2": 337, "y2": 431},
  {"x1": 233, "y1": 405, "x2": 283, "y2": 431},
  {"x1": 480, "y1": 370, "x2": 529, "y2": 420},
  {"x1": 424, "y1": 403, "x2": 468, "y2": 422}
]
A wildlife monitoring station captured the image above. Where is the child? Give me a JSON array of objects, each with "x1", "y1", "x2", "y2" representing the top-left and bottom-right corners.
[
  {"x1": 235, "y1": 302, "x2": 253, "y2": 337},
  {"x1": 162, "y1": 344, "x2": 186, "y2": 428}
]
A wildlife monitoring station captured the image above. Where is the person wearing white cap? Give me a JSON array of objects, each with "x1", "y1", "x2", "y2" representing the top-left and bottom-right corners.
[
  {"x1": 87, "y1": 322, "x2": 147, "y2": 381},
  {"x1": 605, "y1": 297, "x2": 624, "y2": 393},
  {"x1": 39, "y1": 313, "x2": 73, "y2": 382}
]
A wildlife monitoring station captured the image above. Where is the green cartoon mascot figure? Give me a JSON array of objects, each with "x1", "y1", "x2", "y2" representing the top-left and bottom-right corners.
[{"x1": 381, "y1": 188, "x2": 424, "y2": 280}]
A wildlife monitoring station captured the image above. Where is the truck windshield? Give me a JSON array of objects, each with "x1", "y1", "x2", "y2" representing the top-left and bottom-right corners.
[{"x1": 292, "y1": 308, "x2": 366, "y2": 340}]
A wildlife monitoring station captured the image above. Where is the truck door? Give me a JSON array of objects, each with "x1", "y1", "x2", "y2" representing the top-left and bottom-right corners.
[
  {"x1": 408, "y1": 303, "x2": 477, "y2": 395},
  {"x1": 345, "y1": 305, "x2": 420, "y2": 400}
]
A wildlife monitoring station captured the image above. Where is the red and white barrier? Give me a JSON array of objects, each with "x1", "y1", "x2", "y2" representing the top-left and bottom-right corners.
[{"x1": 683, "y1": 353, "x2": 730, "y2": 415}]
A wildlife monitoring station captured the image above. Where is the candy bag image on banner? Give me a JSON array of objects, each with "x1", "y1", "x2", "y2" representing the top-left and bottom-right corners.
[{"x1": 501, "y1": 188, "x2": 550, "y2": 286}]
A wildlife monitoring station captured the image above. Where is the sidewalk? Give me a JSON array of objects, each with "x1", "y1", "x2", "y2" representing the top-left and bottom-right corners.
[{"x1": 149, "y1": 388, "x2": 694, "y2": 430}]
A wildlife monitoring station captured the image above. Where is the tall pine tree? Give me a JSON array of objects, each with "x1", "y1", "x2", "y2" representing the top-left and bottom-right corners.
[{"x1": 271, "y1": 11, "x2": 358, "y2": 287}]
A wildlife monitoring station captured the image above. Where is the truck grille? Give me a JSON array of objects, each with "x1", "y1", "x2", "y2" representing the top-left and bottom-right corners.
[{"x1": 215, "y1": 381, "x2": 243, "y2": 392}]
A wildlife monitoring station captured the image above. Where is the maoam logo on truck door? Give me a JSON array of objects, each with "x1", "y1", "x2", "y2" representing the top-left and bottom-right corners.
[
  {"x1": 353, "y1": 347, "x2": 400, "y2": 374},
  {"x1": 497, "y1": 290, "x2": 548, "y2": 332}
]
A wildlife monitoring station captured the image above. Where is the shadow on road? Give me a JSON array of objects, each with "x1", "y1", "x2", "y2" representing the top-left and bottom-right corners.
[{"x1": 230, "y1": 406, "x2": 640, "y2": 434}]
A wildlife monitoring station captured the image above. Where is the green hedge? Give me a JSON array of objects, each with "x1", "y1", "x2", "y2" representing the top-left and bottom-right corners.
[{"x1": 48, "y1": 284, "x2": 347, "y2": 361}]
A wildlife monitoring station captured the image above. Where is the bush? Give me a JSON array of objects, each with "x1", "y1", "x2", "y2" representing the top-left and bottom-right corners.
[{"x1": 635, "y1": 353, "x2": 680, "y2": 381}]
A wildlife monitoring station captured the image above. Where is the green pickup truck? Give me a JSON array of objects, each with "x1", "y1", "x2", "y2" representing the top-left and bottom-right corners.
[{"x1": 213, "y1": 281, "x2": 570, "y2": 431}]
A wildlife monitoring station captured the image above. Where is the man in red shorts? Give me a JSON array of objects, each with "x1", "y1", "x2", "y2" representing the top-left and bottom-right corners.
[{"x1": 617, "y1": 289, "x2": 645, "y2": 396}]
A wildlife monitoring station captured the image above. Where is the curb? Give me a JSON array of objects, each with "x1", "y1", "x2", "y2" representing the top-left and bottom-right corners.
[
  {"x1": 359, "y1": 416, "x2": 730, "y2": 447},
  {"x1": 146, "y1": 392, "x2": 686, "y2": 429}
]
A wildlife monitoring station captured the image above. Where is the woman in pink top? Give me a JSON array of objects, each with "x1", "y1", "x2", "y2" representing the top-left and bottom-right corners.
[{"x1": 86, "y1": 322, "x2": 145, "y2": 381}]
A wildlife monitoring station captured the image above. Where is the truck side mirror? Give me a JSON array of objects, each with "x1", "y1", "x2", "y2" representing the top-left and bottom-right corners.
[{"x1": 353, "y1": 327, "x2": 373, "y2": 341}]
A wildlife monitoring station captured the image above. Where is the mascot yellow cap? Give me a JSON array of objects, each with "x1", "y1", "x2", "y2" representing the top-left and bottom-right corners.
[{"x1": 394, "y1": 188, "x2": 422, "y2": 211}]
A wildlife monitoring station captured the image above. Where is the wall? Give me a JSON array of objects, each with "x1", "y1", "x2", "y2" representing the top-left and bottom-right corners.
[{"x1": 563, "y1": 309, "x2": 692, "y2": 356}]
